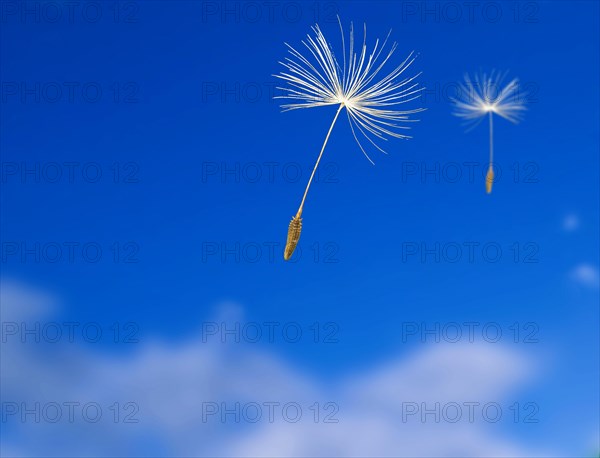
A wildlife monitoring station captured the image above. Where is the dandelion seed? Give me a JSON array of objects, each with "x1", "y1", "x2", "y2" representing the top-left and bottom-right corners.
[
  {"x1": 452, "y1": 71, "x2": 527, "y2": 194},
  {"x1": 274, "y1": 18, "x2": 424, "y2": 260}
]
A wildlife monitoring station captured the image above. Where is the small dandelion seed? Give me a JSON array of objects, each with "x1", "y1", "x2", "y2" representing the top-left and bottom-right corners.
[
  {"x1": 452, "y1": 71, "x2": 527, "y2": 194},
  {"x1": 274, "y1": 17, "x2": 424, "y2": 260}
]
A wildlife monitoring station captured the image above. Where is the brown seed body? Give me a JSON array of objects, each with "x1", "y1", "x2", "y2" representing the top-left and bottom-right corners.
[
  {"x1": 485, "y1": 166, "x2": 494, "y2": 194},
  {"x1": 284, "y1": 215, "x2": 302, "y2": 261}
]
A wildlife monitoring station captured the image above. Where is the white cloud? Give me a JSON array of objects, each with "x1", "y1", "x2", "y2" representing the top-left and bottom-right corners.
[
  {"x1": 570, "y1": 264, "x2": 600, "y2": 289},
  {"x1": 1, "y1": 280, "x2": 556, "y2": 457},
  {"x1": 562, "y1": 214, "x2": 580, "y2": 232}
]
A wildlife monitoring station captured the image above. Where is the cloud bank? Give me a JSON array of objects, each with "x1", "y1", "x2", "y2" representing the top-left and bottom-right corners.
[{"x1": 1, "y1": 280, "x2": 553, "y2": 457}]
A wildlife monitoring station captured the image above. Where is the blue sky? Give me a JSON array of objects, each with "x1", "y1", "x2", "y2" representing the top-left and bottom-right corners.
[{"x1": 1, "y1": 1, "x2": 599, "y2": 456}]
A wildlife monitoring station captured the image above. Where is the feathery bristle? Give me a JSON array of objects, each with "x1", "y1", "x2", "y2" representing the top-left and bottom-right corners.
[
  {"x1": 273, "y1": 18, "x2": 424, "y2": 164},
  {"x1": 452, "y1": 72, "x2": 526, "y2": 127}
]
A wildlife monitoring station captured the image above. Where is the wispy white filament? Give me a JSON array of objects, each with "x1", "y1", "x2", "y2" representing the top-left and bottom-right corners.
[
  {"x1": 274, "y1": 18, "x2": 424, "y2": 164},
  {"x1": 452, "y1": 71, "x2": 527, "y2": 174},
  {"x1": 452, "y1": 71, "x2": 527, "y2": 128}
]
